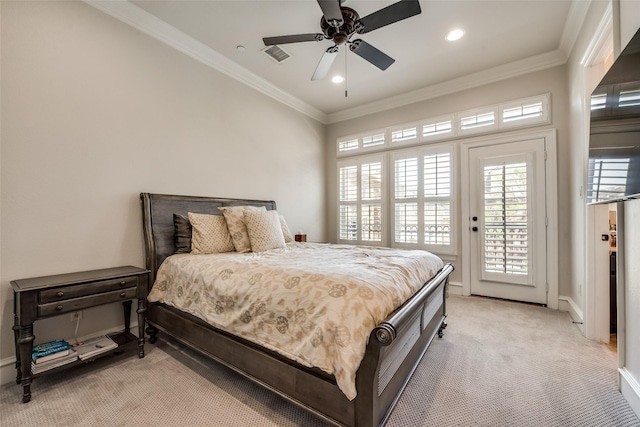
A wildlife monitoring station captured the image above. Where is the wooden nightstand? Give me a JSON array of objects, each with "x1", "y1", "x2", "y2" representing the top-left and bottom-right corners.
[{"x1": 11, "y1": 265, "x2": 149, "y2": 403}]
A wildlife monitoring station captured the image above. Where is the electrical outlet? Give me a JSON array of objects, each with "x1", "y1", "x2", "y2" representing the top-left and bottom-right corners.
[{"x1": 70, "y1": 311, "x2": 82, "y2": 321}]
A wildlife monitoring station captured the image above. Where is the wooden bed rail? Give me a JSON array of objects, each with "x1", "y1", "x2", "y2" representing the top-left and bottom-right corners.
[{"x1": 373, "y1": 263, "x2": 454, "y2": 346}]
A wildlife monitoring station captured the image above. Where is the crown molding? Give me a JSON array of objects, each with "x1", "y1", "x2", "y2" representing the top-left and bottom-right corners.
[
  {"x1": 559, "y1": 0, "x2": 592, "y2": 57},
  {"x1": 84, "y1": 1, "x2": 328, "y2": 124},
  {"x1": 326, "y1": 49, "x2": 567, "y2": 124}
]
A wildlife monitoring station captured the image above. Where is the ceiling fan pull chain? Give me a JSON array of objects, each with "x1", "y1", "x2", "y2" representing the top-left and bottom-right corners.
[{"x1": 345, "y1": 46, "x2": 348, "y2": 98}]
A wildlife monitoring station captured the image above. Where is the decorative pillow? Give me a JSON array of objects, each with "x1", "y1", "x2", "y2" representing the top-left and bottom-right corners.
[
  {"x1": 173, "y1": 214, "x2": 192, "y2": 254},
  {"x1": 279, "y1": 215, "x2": 293, "y2": 243},
  {"x1": 187, "y1": 212, "x2": 235, "y2": 254},
  {"x1": 245, "y1": 210, "x2": 286, "y2": 253},
  {"x1": 218, "y1": 206, "x2": 266, "y2": 253}
]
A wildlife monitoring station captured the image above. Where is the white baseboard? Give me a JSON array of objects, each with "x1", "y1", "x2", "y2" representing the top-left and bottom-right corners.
[
  {"x1": 1, "y1": 322, "x2": 139, "y2": 386},
  {"x1": 620, "y1": 368, "x2": 640, "y2": 419},
  {"x1": 558, "y1": 295, "x2": 584, "y2": 323},
  {"x1": 0, "y1": 356, "x2": 18, "y2": 386},
  {"x1": 447, "y1": 281, "x2": 463, "y2": 296}
]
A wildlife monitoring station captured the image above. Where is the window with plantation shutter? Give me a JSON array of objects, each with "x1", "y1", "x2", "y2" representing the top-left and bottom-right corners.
[
  {"x1": 459, "y1": 109, "x2": 496, "y2": 132},
  {"x1": 337, "y1": 156, "x2": 385, "y2": 245},
  {"x1": 392, "y1": 146, "x2": 455, "y2": 253},
  {"x1": 421, "y1": 117, "x2": 453, "y2": 140},
  {"x1": 391, "y1": 124, "x2": 418, "y2": 144},
  {"x1": 338, "y1": 138, "x2": 359, "y2": 152},
  {"x1": 362, "y1": 133, "x2": 385, "y2": 148},
  {"x1": 500, "y1": 94, "x2": 549, "y2": 128}
]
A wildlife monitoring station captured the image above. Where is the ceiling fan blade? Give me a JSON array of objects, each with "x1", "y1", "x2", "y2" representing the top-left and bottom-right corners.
[
  {"x1": 317, "y1": 0, "x2": 343, "y2": 27},
  {"x1": 349, "y1": 39, "x2": 395, "y2": 70},
  {"x1": 263, "y1": 34, "x2": 324, "y2": 46},
  {"x1": 357, "y1": 0, "x2": 421, "y2": 34},
  {"x1": 311, "y1": 46, "x2": 339, "y2": 81}
]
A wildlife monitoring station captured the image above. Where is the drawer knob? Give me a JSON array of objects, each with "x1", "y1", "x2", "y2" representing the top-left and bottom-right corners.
[
  {"x1": 120, "y1": 281, "x2": 126, "y2": 286},
  {"x1": 120, "y1": 292, "x2": 126, "y2": 298},
  {"x1": 56, "y1": 305, "x2": 63, "y2": 311},
  {"x1": 56, "y1": 291, "x2": 64, "y2": 297}
]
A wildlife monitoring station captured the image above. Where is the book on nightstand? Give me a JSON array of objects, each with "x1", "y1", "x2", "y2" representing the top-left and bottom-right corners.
[
  {"x1": 31, "y1": 349, "x2": 78, "y2": 374},
  {"x1": 72, "y1": 335, "x2": 118, "y2": 360}
]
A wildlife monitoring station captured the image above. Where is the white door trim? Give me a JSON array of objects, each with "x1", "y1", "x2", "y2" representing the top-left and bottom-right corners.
[{"x1": 461, "y1": 128, "x2": 558, "y2": 309}]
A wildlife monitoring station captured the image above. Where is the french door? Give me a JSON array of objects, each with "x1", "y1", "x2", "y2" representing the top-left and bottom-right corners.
[{"x1": 468, "y1": 138, "x2": 547, "y2": 305}]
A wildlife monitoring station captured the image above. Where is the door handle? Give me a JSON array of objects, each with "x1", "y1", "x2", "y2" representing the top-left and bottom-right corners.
[{"x1": 472, "y1": 227, "x2": 478, "y2": 232}]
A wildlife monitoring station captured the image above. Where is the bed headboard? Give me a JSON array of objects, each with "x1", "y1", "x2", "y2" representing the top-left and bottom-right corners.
[{"x1": 140, "y1": 193, "x2": 276, "y2": 283}]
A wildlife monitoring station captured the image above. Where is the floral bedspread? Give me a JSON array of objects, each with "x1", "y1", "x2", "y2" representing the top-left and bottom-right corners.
[{"x1": 148, "y1": 242, "x2": 444, "y2": 400}]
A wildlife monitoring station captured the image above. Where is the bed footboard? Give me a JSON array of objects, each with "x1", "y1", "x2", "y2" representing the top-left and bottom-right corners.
[{"x1": 354, "y1": 263, "x2": 453, "y2": 427}]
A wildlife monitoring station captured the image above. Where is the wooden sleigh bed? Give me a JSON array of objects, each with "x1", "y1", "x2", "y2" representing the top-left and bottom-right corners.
[{"x1": 140, "y1": 192, "x2": 454, "y2": 427}]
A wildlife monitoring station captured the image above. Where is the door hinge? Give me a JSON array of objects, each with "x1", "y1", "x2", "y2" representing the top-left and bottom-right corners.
[
  {"x1": 544, "y1": 150, "x2": 547, "y2": 161},
  {"x1": 545, "y1": 216, "x2": 548, "y2": 227},
  {"x1": 546, "y1": 282, "x2": 549, "y2": 292}
]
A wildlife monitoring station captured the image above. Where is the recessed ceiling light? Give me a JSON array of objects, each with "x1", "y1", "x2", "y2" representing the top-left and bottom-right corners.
[
  {"x1": 445, "y1": 29, "x2": 465, "y2": 42},
  {"x1": 332, "y1": 75, "x2": 345, "y2": 84}
]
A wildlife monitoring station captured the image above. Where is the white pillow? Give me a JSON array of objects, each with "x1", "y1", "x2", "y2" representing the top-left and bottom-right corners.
[
  {"x1": 244, "y1": 210, "x2": 286, "y2": 252},
  {"x1": 187, "y1": 212, "x2": 235, "y2": 254},
  {"x1": 218, "y1": 206, "x2": 266, "y2": 253},
  {"x1": 279, "y1": 215, "x2": 294, "y2": 243}
]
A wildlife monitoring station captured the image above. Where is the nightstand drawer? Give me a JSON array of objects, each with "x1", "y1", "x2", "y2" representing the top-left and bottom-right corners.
[
  {"x1": 39, "y1": 276, "x2": 138, "y2": 303},
  {"x1": 38, "y1": 287, "x2": 138, "y2": 317}
]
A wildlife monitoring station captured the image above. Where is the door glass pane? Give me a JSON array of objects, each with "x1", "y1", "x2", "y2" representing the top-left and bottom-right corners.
[{"x1": 483, "y1": 162, "x2": 528, "y2": 275}]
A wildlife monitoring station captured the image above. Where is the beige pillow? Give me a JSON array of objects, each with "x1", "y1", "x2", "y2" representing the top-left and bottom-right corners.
[
  {"x1": 245, "y1": 210, "x2": 286, "y2": 252},
  {"x1": 218, "y1": 205, "x2": 266, "y2": 253},
  {"x1": 279, "y1": 215, "x2": 293, "y2": 243},
  {"x1": 187, "y1": 212, "x2": 235, "y2": 254}
]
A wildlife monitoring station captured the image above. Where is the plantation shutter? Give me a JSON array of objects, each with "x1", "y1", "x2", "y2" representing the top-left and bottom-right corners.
[
  {"x1": 361, "y1": 162, "x2": 383, "y2": 242},
  {"x1": 392, "y1": 146, "x2": 455, "y2": 253},
  {"x1": 424, "y1": 152, "x2": 452, "y2": 247},
  {"x1": 482, "y1": 160, "x2": 529, "y2": 277},
  {"x1": 394, "y1": 156, "x2": 418, "y2": 243},
  {"x1": 339, "y1": 165, "x2": 358, "y2": 240},
  {"x1": 338, "y1": 156, "x2": 385, "y2": 245}
]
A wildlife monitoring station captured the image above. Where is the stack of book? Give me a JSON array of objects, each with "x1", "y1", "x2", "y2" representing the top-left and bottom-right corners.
[
  {"x1": 31, "y1": 339, "x2": 78, "y2": 374},
  {"x1": 71, "y1": 335, "x2": 118, "y2": 360}
]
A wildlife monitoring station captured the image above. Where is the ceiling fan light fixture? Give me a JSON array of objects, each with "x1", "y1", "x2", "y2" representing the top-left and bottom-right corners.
[
  {"x1": 446, "y1": 28, "x2": 465, "y2": 42},
  {"x1": 332, "y1": 75, "x2": 345, "y2": 84}
]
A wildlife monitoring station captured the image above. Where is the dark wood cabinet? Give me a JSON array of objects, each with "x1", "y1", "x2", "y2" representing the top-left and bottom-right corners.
[{"x1": 11, "y1": 265, "x2": 149, "y2": 403}]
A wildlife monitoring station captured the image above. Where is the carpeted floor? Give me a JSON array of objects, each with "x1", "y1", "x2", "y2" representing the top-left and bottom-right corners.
[{"x1": 1, "y1": 295, "x2": 639, "y2": 427}]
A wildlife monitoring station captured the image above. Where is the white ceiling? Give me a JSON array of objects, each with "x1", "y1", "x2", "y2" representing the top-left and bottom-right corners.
[{"x1": 91, "y1": 1, "x2": 588, "y2": 123}]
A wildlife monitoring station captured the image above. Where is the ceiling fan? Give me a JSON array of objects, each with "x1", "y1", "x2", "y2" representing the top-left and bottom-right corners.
[{"x1": 262, "y1": 0, "x2": 422, "y2": 81}]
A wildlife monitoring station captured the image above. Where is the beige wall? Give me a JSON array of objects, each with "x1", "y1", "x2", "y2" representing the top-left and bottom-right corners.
[
  {"x1": 0, "y1": 1, "x2": 325, "y2": 367},
  {"x1": 325, "y1": 66, "x2": 569, "y2": 290}
]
